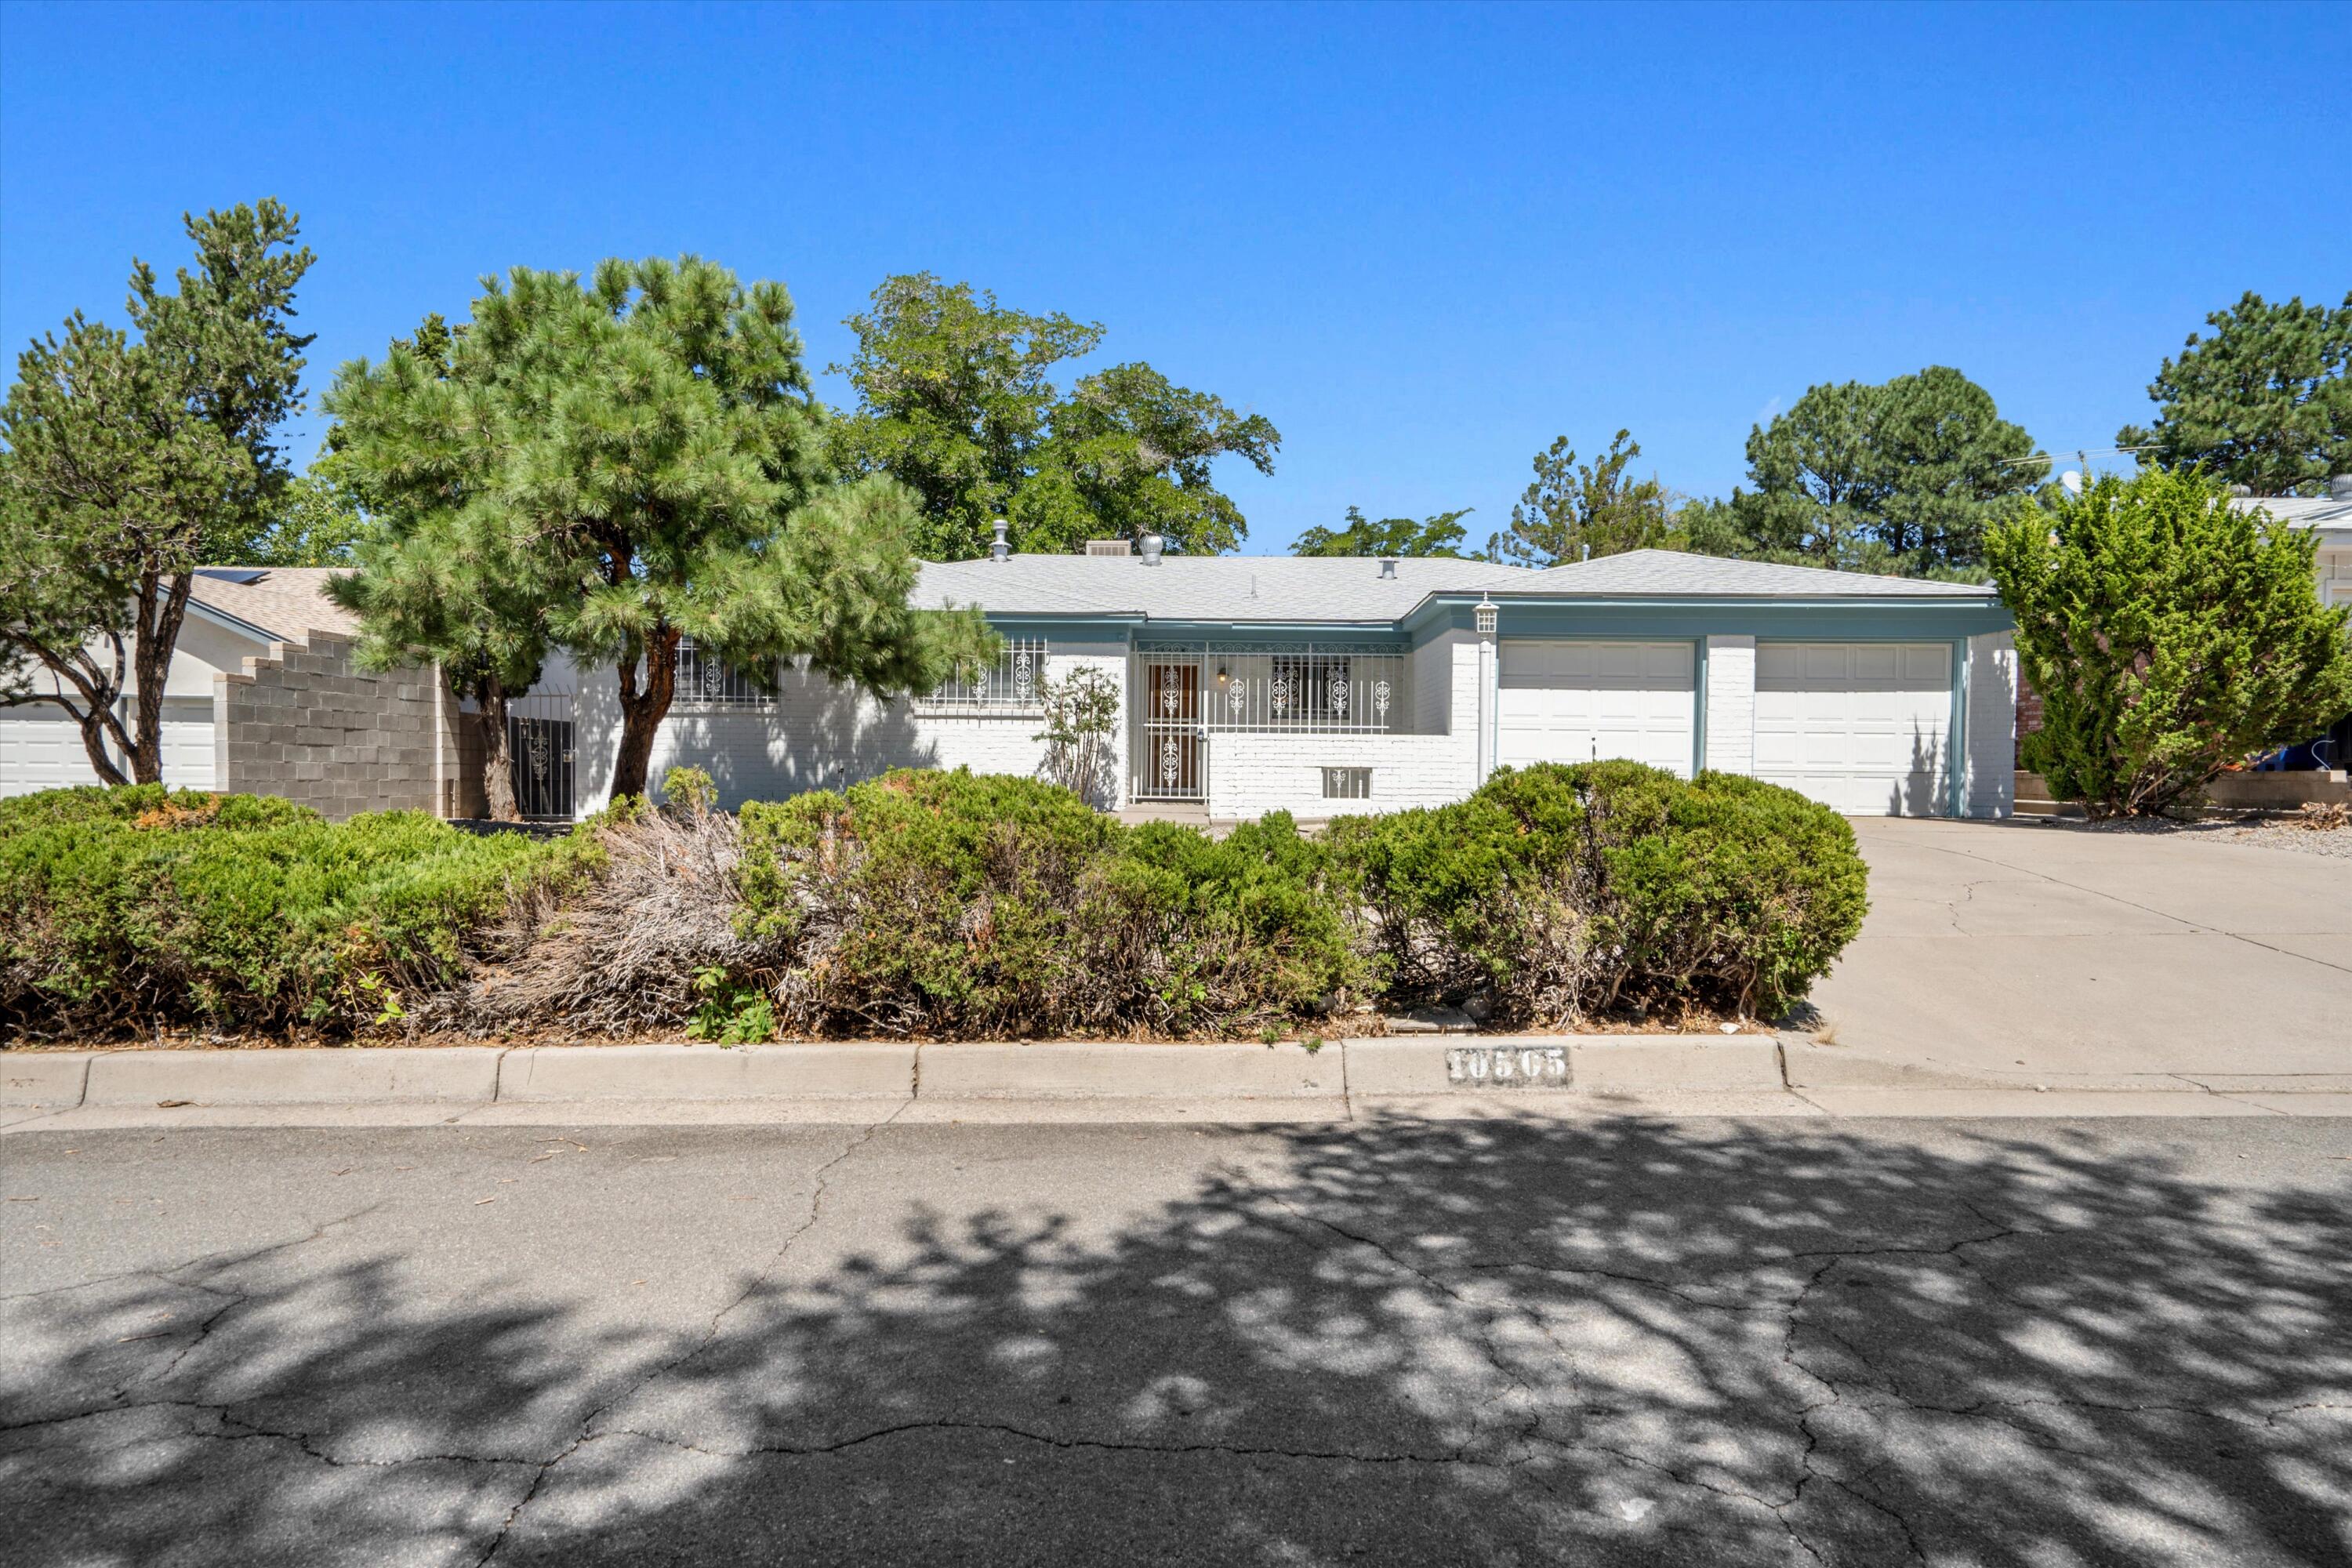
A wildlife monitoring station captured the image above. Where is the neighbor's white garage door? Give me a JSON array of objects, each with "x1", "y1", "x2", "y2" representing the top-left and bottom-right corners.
[
  {"x1": 1498, "y1": 640, "x2": 1695, "y2": 775},
  {"x1": 1754, "y1": 642, "x2": 1951, "y2": 815},
  {"x1": 0, "y1": 699, "x2": 216, "y2": 797}
]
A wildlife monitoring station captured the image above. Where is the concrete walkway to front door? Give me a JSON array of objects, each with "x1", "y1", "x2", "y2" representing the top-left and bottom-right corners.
[{"x1": 1798, "y1": 816, "x2": 2352, "y2": 1091}]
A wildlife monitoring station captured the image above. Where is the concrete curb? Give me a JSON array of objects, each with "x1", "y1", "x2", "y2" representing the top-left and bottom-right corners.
[
  {"x1": 2, "y1": 1051, "x2": 93, "y2": 1107},
  {"x1": 14, "y1": 1035, "x2": 2340, "y2": 1117},
  {"x1": 83, "y1": 1047, "x2": 503, "y2": 1105},
  {"x1": 498, "y1": 1043, "x2": 913, "y2": 1101},
  {"x1": 916, "y1": 1041, "x2": 1343, "y2": 1100}
]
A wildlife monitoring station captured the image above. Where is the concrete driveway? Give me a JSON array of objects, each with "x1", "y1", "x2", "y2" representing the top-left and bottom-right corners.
[{"x1": 1802, "y1": 817, "x2": 2352, "y2": 1090}]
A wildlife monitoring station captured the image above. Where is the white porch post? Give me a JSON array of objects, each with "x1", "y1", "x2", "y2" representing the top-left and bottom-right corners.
[
  {"x1": 1701, "y1": 634, "x2": 1756, "y2": 776},
  {"x1": 1474, "y1": 597, "x2": 1497, "y2": 786}
]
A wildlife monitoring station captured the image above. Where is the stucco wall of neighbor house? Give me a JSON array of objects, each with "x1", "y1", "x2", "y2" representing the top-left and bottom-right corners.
[
  {"x1": 1207, "y1": 636, "x2": 1483, "y2": 819},
  {"x1": 1701, "y1": 633, "x2": 1756, "y2": 775},
  {"x1": 1963, "y1": 630, "x2": 2017, "y2": 818},
  {"x1": 564, "y1": 642, "x2": 1129, "y2": 815},
  {"x1": 215, "y1": 632, "x2": 445, "y2": 822}
]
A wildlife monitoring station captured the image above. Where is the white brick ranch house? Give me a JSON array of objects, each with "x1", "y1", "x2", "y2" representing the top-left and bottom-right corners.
[
  {"x1": 536, "y1": 540, "x2": 2020, "y2": 823},
  {"x1": 2, "y1": 545, "x2": 2020, "y2": 822}
]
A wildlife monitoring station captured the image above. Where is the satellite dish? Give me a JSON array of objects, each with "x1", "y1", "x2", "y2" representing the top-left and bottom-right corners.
[{"x1": 2060, "y1": 470, "x2": 2084, "y2": 495}]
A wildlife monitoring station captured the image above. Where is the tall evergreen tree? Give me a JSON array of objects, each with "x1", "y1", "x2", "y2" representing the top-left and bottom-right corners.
[
  {"x1": 0, "y1": 201, "x2": 313, "y2": 783},
  {"x1": 1486, "y1": 430, "x2": 1675, "y2": 566},
  {"x1": 331, "y1": 257, "x2": 989, "y2": 804},
  {"x1": 2118, "y1": 292, "x2": 2352, "y2": 496},
  {"x1": 1730, "y1": 367, "x2": 2041, "y2": 575},
  {"x1": 326, "y1": 318, "x2": 549, "y2": 820}
]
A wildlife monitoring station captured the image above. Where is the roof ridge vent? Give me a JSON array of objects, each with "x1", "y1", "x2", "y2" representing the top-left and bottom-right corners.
[{"x1": 1083, "y1": 539, "x2": 1129, "y2": 557}]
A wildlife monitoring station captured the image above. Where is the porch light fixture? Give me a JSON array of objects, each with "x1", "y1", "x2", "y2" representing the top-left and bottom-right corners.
[{"x1": 1474, "y1": 594, "x2": 1497, "y2": 637}]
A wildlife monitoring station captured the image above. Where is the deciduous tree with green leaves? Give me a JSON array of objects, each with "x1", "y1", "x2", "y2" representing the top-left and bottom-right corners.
[
  {"x1": 2117, "y1": 292, "x2": 2352, "y2": 496},
  {"x1": 330, "y1": 256, "x2": 989, "y2": 804},
  {"x1": 1730, "y1": 366, "x2": 2042, "y2": 576},
  {"x1": 831, "y1": 274, "x2": 1279, "y2": 558},
  {"x1": 1486, "y1": 430, "x2": 1674, "y2": 566},
  {"x1": 1987, "y1": 466, "x2": 2352, "y2": 819},
  {"x1": 0, "y1": 201, "x2": 313, "y2": 783},
  {"x1": 1290, "y1": 504, "x2": 1475, "y2": 558}
]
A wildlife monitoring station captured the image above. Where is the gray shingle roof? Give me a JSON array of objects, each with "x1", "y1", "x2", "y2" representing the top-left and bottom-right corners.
[
  {"x1": 2232, "y1": 495, "x2": 2352, "y2": 529},
  {"x1": 914, "y1": 554, "x2": 1537, "y2": 622},
  {"x1": 914, "y1": 547, "x2": 1993, "y2": 623},
  {"x1": 1523, "y1": 550, "x2": 1994, "y2": 598},
  {"x1": 191, "y1": 568, "x2": 361, "y2": 642}
]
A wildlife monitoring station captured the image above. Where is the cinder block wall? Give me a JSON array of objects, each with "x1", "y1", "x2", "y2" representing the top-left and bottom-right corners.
[{"x1": 215, "y1": 631, "x2": 445, "y2": 821}]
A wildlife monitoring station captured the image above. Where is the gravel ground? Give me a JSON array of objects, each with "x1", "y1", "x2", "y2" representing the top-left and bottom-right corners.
[{"x1": 2031, "y1": 812, "x2": 2352, "y2": 858}]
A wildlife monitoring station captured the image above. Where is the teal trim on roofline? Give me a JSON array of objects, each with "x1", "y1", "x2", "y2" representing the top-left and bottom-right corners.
[
  {"x1": 1403, "y1": 597, "x2": 2012, "y2": 643},
  {"x1": 978, "y1": 598, "x2": 2012, "y2": 646}
]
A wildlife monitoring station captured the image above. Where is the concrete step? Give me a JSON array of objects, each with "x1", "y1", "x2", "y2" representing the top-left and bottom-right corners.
[{"x1": 2013, "y1": 771, "x2": 2085, "y2": 819}]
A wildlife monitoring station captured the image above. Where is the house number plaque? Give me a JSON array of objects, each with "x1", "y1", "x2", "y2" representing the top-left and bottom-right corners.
[{"x1": 1446, "y1": 1046, "x2": 1570, "y2": 1087}]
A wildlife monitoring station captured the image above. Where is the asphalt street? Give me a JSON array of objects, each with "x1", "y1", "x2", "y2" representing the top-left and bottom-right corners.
[{"x1": 5, "y1": 1115, "x2": 2349, "y2": 1566}]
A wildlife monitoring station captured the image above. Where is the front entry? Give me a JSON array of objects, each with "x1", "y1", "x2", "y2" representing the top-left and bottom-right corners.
[{"x1": 1135, "y1": 660, "x2": 1204, "y2": 800}]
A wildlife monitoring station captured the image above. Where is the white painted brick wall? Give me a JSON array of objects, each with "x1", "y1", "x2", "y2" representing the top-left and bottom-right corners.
[
  {"x1": 1963, "y1": 630, "x2": 2016, "y2": 818},
  {"x1": 567, "y1": 644, "x2": 1126, "y2": 815},
  {"x1": 1205, "y1": 635, "x2": 1484, "y2": 818},
  {"x1": 1701, "y1": 634, "x2": 1755, "y2": 776}
]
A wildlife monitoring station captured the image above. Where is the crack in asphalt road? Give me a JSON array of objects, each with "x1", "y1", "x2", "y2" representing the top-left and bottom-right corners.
[{"x1": 470, "y1": 1102, "x2": 909, "y2": 1567}]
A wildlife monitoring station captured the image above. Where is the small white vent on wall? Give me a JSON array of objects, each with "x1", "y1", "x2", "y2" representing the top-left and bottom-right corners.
[{"x1": 1322, "y1": 766, "x2": 1372, "y2": 800}]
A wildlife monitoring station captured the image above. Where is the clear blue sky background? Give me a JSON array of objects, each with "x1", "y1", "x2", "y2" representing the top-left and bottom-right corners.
[{"x1": 2, "y1": 0, "x2": 2344, "y2": 555}]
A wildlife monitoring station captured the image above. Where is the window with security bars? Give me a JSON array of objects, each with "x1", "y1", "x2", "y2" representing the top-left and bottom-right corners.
[
  {"x1": 673, "y1": 639, "x2": 772, "y2": 707},
  {"x1": 927, "y1": 638, "x2": 1048, "y2": 709},
  {"x1": 1321, "y1": 766, "x2": 1373, "y2": 800}
]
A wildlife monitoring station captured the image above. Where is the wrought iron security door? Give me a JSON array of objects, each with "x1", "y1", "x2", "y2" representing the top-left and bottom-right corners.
[{"x1": 1135, "y1": 659, "x2": 1205, "y2": 800}]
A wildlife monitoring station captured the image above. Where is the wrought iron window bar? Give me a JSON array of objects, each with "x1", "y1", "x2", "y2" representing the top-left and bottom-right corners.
[{"x1": 924, "y1": 637, "x2": 1048, "y2": 710}]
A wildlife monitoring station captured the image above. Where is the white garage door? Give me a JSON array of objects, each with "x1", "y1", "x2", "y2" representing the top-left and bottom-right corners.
[
  {"x1": 0, "y1": 699, "x2": 216, "y2": 797},
  {"x1": 1498, "y1": 640, "x2": 1696, "y2": 776},
  {"x1": 1755, "y1": 642, "x2": 1951, "y2": 815}
]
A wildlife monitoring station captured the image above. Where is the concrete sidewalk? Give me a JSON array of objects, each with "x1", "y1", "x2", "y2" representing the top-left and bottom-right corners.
[{"x1": 5, "y1": 1035, "x2": 2347, "y2": 1131}]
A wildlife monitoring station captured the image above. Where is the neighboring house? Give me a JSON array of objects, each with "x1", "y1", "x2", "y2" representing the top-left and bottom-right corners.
[
  {"x1": 540, "y1": 539, "x2": 2017, "y2": 822},
  {"x1": 0, "y1": 566, "x2": 464, "y2": 819},
  {"x1": 3, "y1": 544, "x2": 2020, "y2": 822}
]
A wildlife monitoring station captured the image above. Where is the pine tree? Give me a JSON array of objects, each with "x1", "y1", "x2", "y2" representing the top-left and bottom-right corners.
[
  {"x1": 331, "y1": 257, "x2": 989, "y2": 804},
  {"x1": 0, "y1": 201, "x2": 312, "y2": 782}
]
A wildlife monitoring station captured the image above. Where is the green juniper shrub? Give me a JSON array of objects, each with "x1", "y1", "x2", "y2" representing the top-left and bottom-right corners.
[
  {"x1": 0, "y1": 787, "x2": 598, "y2": 1040},
  {"x1": 1328, "y1": 761, "x2": 1866, "y2": 1026},
  {"x1": 735, "y1": 768, "x2": 1356, "y2": 1037}
]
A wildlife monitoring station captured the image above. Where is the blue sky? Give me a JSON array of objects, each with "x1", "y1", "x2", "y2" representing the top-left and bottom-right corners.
[{"x1": 2, "y1": 0, "x2": 2344, "y2": 554}]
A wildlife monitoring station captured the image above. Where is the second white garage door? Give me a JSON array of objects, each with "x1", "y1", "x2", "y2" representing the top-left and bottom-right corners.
[
  {"x1": 1754, "y1": 642, "x2": 1952, "y2": 815},
  {"x1": 1498, "y1": 641, "x2": 1695, "y2": 776}
]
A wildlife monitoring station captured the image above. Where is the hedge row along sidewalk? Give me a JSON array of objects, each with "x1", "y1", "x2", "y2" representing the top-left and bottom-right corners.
[{"x1": 0, "y1": 762, "x2": 1871, "y2": 1046}]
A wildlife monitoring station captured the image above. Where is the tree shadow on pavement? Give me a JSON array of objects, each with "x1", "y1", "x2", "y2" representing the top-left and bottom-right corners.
[{"x1": 5, "y1": 1116, "x2": 2347, "y2": 1566}]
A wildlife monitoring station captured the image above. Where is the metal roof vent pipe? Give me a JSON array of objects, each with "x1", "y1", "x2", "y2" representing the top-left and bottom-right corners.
[
  {"x1": 2332, "y1": 474, "x2": 2352, "y2": 501},
  {"x1": 1138, "y1": 532, "x2": 1164, "y2": 565},
  {"x1": 989, "y1": 517, "x2": 1011, "y2": 562},
  {"x1": 1378, "y1": 557, "x2": 1398, "y2": 579}
]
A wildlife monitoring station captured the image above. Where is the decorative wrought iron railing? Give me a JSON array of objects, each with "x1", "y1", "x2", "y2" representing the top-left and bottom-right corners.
[
  {"x1": 924, "y1": 637, "x2": 1048, "y2": 710},
  {"x1": 1134, "y1": 642, "x2": 1411, "y2": 734},
  {"x1": 673, "y1": 637, "x2": 773, "y2": 708}
]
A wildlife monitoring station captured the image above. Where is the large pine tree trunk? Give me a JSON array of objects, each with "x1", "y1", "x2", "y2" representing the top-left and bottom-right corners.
[
  {"x1": 608, "y1": 627, "x2": 681, "y2": 802},
  {"x1": 477, "y1": 677, "x2": 521, "y2": 822}
]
